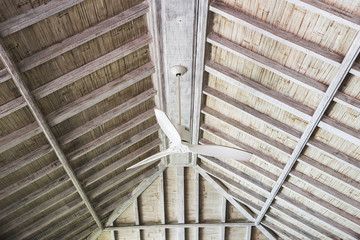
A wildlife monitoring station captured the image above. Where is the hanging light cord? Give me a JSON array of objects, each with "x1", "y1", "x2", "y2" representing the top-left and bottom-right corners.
[{"x1": 177, "y1": 74, "x2": 181, "y2": 126}]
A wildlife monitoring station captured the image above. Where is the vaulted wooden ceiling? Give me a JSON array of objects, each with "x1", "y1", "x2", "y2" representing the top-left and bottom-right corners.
[{"x1": 0, "y1": 0, "x2": 359, "y2": 240}]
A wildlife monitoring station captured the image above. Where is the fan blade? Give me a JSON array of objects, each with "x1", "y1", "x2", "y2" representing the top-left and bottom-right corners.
[
  {"x1": 155, "y1": 108, "x2": 181, "y2": 145},
  {"x1": 126, "y1": 149, "x2": 173, "y2": 170},
  {"x1": 188, "y1": 144, "x2": 252, "y2": 161}
]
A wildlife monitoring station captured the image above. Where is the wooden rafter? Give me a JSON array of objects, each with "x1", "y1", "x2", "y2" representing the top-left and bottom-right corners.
[
  {"x1": 177, "y1": 167, "x2": 185, "y2": 240},
  {"x1": 105, "y1": 222, "x2": 255, "y2": 230},
  {"x1": 205, "y1": 61, "x2": 360, "y2": 146},
  {"x1": 88, "y1": 163, "x2": 166, "y2": 240},
  {"x1": 0, "y1": 0, "x2": 85, "y2": 37},
  {"x1": 255, "y1": 30, "x2": 360, "y2": 225},
  {"x1": 0, "y1": 39, "x2": 103, "y2": 232}
]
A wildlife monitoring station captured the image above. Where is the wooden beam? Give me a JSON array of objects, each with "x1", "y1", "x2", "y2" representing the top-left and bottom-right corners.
[
  {"x1": 0, "y1": 160, "x2": 63, "y2": 201},
  {"x1": 255, "y1": 31, "x2": 360, "y2": 225},
  {"x1": 0, "y1": 121, "x2": 41, "y2": 154},
  {"x1": 67, "y1": 109, "x2": 155, "y2": 161},
  {"x1": 105, "y1": 222, "x2": 255, "y2": 230},
  {"x1": 0, "y1": 185, "x2": 76, "y2": 234},
  {"x1": 202, "y1": 107, "x2": 360, "y2": 192},
  {"x1": 221, "y1": 197, "x2": 226, "y2": 240},
  {"x1": 286, "y1": 0, "x2": 360, "y2": 30},
  {"x1": 209, "y1": 1, "x2": 343, "y2": 66},
  {"x1": 205, "y1": 61, "x2": 313, "y2": 121},
  {"x1": 33, "y1": 34, "x2": 152, "y2": 100},
  {"x1": 203, "y1": 87, "x2": 302, "y2": 139},
  {"x1": 105, "y1": 163, "x2": 167, "y2": 226},
  {"x1": 261, "y1": 221, "x2": 302, "y2": 240},
  {"x1": 0, "y1": 62, "x2": 154, "y2": 161},
  {"x1": 0, "y1": 96, "x2": 26, "y2": 118},
  {"x1": 191, "y1": 0, "x2": 210, "y2": 148},
  {"x1": 159, "y1": 172, "x2": 166, "y2": 240},
  {"x1": 58, "y1": 88, "x2": 156, "y2": 145},
  {"x1": 194, "y1": 165, "x2": 256, "y2": 222},
  {"x1": 75, "y1": 124, "x2": 159, "y2": 176},
  {"x1": 0, "y1": 2, "x2": 150, "y2": 83},
  {"x1": 208, "y1": 32, "x2": 360, "y2": 113},
  {"x1": 206, "y1": 61, "x2": 360, "y2": 145},
  {"x1": 200, "y1": 162, "x2": 340, "y2": 240},
  {"x1": 195, "y1": 172, "x2": 200, "y2": 240},
  {"x1": 0, "y1": 39, "x2": 103, "y2": 230},
  {"x1": 246, "y1": 226, "x2": 251, "y2": 240},
  {"x1": 200, "y1": 128, "x2": 360, "y2": 212},
  {"x1": 0, "y1": 144, "x2": 52, "y2": 179},
  {"x1": 0, "y1": 0, "x2": 85, "y2": 37},
  {"x1": 177, "y1": 167, "x2": 185, "y2": 240},
  {"x1": 134, "y1": 198, "x2": 141, "y2": 240},
  {"x1": 0, "y1": 175, "x2": 69, "y2": 221},
  {"x1": 204, "y1": 86, "x2": 360, "y2": 172}
]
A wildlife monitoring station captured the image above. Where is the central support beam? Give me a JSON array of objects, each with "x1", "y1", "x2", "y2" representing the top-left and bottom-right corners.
[
  {"x1": 105, "y1": 222, "x2": 255, "y2": 230},
  {"x1": 177, "y1": 167, "x2": 185, "y2": 240},
  {"x1": 0, "y1": 40, "x2": 104, "y2": 230},
  {"x1": 255, "y1": 32, "x2": 360, "y2": 224}
]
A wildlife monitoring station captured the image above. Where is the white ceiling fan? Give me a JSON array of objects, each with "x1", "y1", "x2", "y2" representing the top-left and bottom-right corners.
[{"x1": 127, "y1": 65, "x2": 252, "y2": 170}]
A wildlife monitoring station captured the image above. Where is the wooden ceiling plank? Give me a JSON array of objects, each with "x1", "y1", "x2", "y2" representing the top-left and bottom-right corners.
[
  {"x1": 0, "y1": 124, "x2": 158, "y2": 218},
  {"x1": 0, "y1": 174, "x2": 69, "y2": 221},
  {"x1": 28, "y1": 164, "x2": 160, "y2": 240},
  {"x1": 202, "y1": 107, "x2": 293, "y2": 155},
  {"x1": 195, "y1": 166, "x2": 277, "y2": 240},
  {"x1": 83, "y1": 138, "x2": 161, "y2": 187},
  {"x1": 0, "y1": 0, "x2": 85, "y2": 37},
  {"x1": 202, "y1": 128, "x2": 360, "y2": 228},
  {"x1": 85, "y1": 163, "x2": 167, "y2": 240},
  {"x1": 0, "y1": 65, "x2": 155, "y2": 158},
  {"x1": 0, "y1": 160, "x2": 63, "y2": 201},
  {"x1": 0, "y1": 185, "x2": 77, "y2": 235},
  {"x1": 205, "y1": 61, "x2": 314, "y2": 121},
  {"x1": 203, "y1": 108, "x2": 360, "y2": 192},
  {"x1": 203, "y1": 87, "x2": 302, "y2": 139},
  {"x1": 0, "y1": 144, "x2": 52, "y2": 179},
  {"x1": 201, "y1": 129, "x2": 360, "y2": 211},
  {"x1": 202, "y1": 162, "x2": 340, "y2": 240},
  {"x1": 177, "y1": 167, "x2": 185, "y2": 240},
  {"x1": 105, "y1": 222, "x2": 254, "y2": 230},
  {"x1": 46, "y1": 62, "x2": 155, "y2": 127},
  {"x1": 307, "y1": 138, "x2": 360, "y2": 170},
  {"x1": 194, "y1": 166, "x2": 256, "y2": 221},
  {"x1": 261, "y1": 221, "x2": 302, "y2": 240},
  {"x1": 0, "y1": 2, "x2": 150, "y2": 84},
  {"x1": 206, "y1": 61, "x2": 360, "y2": 145},
  {"x1": 0, "y1": 96, "x2": 26, "y2": 119},
  {"x1": 208, "y1": 32, "x2": 327, "y2": 94},
  {"x1": 286, "y1": 0, "x2": 360, "y2": 30},
  {"x1": 204, "y1": 87, "x2": 360, "y2": 172},
  {"x1": 67, "y1": 109, "x2": 155, "y2": 161},
  {"x1": 209, "y1": 1, "x2": 343, "y2": 66},
  {"x1": 208, "y1": 32, "x2": 360, "y2": 113},
  {"x1": 0, "y1": 121, "x2": 41, "y2": 154},
  {"x1": 0, "y1": 39, "x2": 104, "y2": 230},
  {"x1": 75, "y1": 124, "x2": 160, "y2": 176},
  {"x1": 50, "y1": 217, "x2": 96, "y2": 240},
  {"x1": 92, "y1": 162, "x2": 161, "y2": 207},
  {"x1": 255, "y1": 28, "x2": 360, "y2": 225},
  {"x1": 7, "y1": 198, "x2": 84, "y2": 240},
  {"x1": 59, "y1": 88, "x2": 156, "y2": 145},
  {"x1": 32, "y1": 34, "x2": 152, "y2": 100}
]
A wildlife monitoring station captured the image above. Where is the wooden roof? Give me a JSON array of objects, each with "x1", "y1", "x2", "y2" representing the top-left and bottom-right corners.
[{"x1": 0, "y1": 0, "x2": 359, "y2": 239}]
